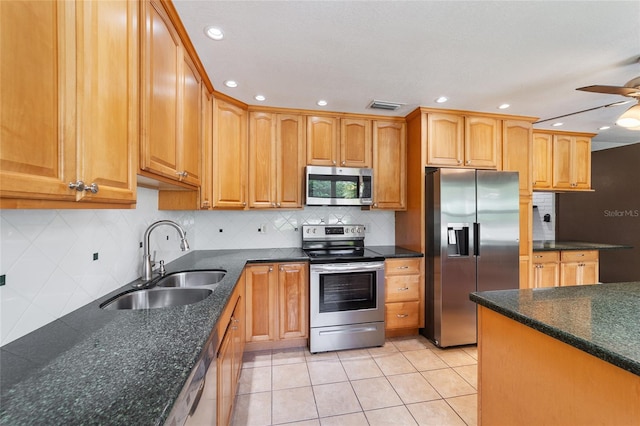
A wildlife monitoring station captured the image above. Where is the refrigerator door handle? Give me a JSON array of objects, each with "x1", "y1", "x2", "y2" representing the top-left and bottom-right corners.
[{"x1": 473, "y1": 222, "x2": 480, "y2": 256}]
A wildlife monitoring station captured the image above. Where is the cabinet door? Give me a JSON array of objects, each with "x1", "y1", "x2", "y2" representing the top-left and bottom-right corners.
[
  {"x1": 552, "y1": 135, "x2": 573, "y2": 189},
  {"x1": 278, "y1": 263, "x2": 308, "y2": 340},
  {"x1": 426, "y1": 113, "x2": 464, "y2": 166},
  {"x1": 0, "y1": 0, "x2": 76, "y2": 201},
  {"x1": 179, "y1": 52, "x2": 202, "y2": 186},
  {"x1": 248, "y1": 111, "x2": 276, "y2": 208},
  {"x1": 140, "y1": 0, "x2": 181, "y2": 180},
  {"x1": 212, "y1": 98, "x2": 247, "y2": 208},
  {"x1": 532, "y1": 133, "x2": 553, "y2": 189},
  {"x1": 76, "y1": 0, "x2": 137, "y2": 203},
  {"x1": 200, "y1": 88, "x2": 213, "y2": 209},
  {"x1": 217, "y1": 325, "x2": 234, "y2": 426},
  {"x1": 581, "y1": 261, "x2": 599, "y2": 285},
  {"x1": 560, "y1": 262, "x2": 580, "y2": 286},
  {"x1": 465, "y1": 116, "x2": 500, "y2": 169},
  {"x1": 245, "y1": 265, "x2": 277, "y2": 342},
  {"x1": 533, "y1": 263, "x2": 559, "y2": 288},
  {"x1": 307, "y1": 116, "x2": 339, "y2": 166},
  {"x1": 373, "y1": 120, "x2": 406, "y2": 210},
  {"x1": 520, "y1": 257, "x2": 531, "y2": 289},
  {"x1": 340, "y1": 118, "x2": 371, "y2": 167},
  {"x1": 502, "y1": 121, "x2": 533, "y2": 195},
  {"x1": 572, "y1": 136, "x2": 591, "y2": 189},
  {"x1": 519, "y1": 197, "x2": 533, "y2": 257},
  {"x1": 276, "y1": 114, "x2": 305, "y2": 208}
]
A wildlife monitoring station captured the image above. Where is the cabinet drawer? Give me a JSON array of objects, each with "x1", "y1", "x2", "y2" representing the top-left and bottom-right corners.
[
  {"x1": 532, "y1": 251, "x2": 559, "y2": 263},
  {"x1": 385, "y1": 275, "x2": 420, "y2": 302},
  {"x1": 561, "y1": 250, "x2": 598, "y2": 262},
  {"x1": 385, "y1": 258, "x2": 421, "y2": 275},
  {"x1": 385, "y1": 301, "x2": 420, "y2": 329}
]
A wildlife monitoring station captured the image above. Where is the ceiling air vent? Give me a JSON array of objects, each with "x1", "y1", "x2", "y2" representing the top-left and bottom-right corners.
[{"x1": 368, "y1": 100, "x2": 405, "y2": 111}]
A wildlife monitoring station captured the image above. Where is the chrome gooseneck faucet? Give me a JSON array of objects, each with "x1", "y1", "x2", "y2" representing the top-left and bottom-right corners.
[{"x1": 142, "y1": 220, "x2": 190, "y2": 281}]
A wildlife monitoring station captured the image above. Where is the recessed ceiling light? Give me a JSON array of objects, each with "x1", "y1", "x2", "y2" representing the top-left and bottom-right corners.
[
  {"x1": 599, "y1": 126, "x2": 610, "y2": 130},
  {"x1": 498, "y1": 103, "x2": 510, "y2": 110},
  {"x1": 435, "y1": 96, "x2": 448, "y2": 103},
  {"x1": 317, "y1": 100, "x2": 328, "y2": 106},
  {"x1": 224, "y1": 80, "x2": 238, "y2": 88},
  {"x1": 204, "y1": 26, "x2": 224, "y2": 41},
  {"x1": 552, "y1": 122, "x2": 564, "y2": 127},
  {"x1": 255, "y1": 95, "x2": 266, "y2": 102}
]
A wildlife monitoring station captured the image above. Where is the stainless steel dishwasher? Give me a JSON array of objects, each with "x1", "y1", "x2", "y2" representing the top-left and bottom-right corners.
[{"x1": 164, "y1": 328, "x2": 218, "y2": 426}]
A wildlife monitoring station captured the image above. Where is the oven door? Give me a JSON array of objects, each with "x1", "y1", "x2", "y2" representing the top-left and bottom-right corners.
[{"x1": 310, "y1": 261, "x2": 385, "y2": 327}]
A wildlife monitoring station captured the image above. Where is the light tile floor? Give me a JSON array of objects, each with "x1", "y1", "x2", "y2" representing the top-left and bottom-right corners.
[{"x1": 231, "y1": 335, "x2": 477, "y2": 426}]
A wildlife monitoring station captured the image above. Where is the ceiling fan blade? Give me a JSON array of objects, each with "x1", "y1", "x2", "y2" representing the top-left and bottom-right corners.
[{"x1": 576, "y1": 85, "x2": 640, "y2": 96}]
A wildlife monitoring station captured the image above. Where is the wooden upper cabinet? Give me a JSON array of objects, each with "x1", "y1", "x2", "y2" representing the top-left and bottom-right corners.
[
  {"x1": 249, "y1": 112, "x2": 305, "y2": 209},
  {"x1": 179, "y1": 52, "x2": 202, "y2": 186},
  {"x1": 552, "y1": 134, "x2": 591, "y2": 190},
  {"x1": 249, "y1": 112, "x2": 276, "y2": 208},
  {"x1": 426, "y1": 113, "x2": 464, "y2": 166},
  {"x1": 211, "y1": 97, "x2": 247, "y2": 209},
  {"x1": 140, "y1": 0, "x2": 201, "y2": 187},
  {"x1": 200, "y1": 87, "x2": 213, "y2": 209},
  {"x1": 532, "y1": 132, "x2": 553, "y2": 190},
  {"x1": 427, "y1": 112, "x2": 499, "y2": 169},
  {"x1": 502, "y1": 120, "x2": 533, "y2": 195},
  {"x1": 465, "y1": 116, "x2": 500, "y2": 168},
  {"x1": 1, "y1": 0, "x2": 76, "y2": 202},
  {"x1": 0, "y1": 0, "x2": 137, "y2": 206},
  {"x1": 372, "y1": 120, "x2": 407, "y2": 210},
  {"x1": 307, "y1": 116, "x2": 339, "y2": 166},
  {"x1": 340, "y1": 118, "x2": 372, "y2": 167},
  {"x1": 276, "y1": 115, "x2": 306, "y2": 208}
]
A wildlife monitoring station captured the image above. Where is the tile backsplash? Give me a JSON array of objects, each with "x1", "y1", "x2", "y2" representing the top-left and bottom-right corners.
[
  {"x1": 0, "y1": 188, "x2": 394, "y2": 345},
  {"x1": 533, "y1": 192, "x2": 556, "y2": 241}
]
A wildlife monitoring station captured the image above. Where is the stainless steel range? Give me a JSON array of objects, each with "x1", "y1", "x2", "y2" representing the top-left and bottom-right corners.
[{"x1": 303, "y1": 224, "x2": 385, "y2": 353}]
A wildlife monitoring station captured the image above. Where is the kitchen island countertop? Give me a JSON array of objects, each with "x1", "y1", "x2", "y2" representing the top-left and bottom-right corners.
[{"x1": 470, "y1": 281, "x2": 640, "y2": 376}]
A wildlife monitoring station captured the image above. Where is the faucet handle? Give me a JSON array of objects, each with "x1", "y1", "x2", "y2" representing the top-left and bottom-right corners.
[{"x1": 159, "y1": 260, "x2": 166, "y2": 276}]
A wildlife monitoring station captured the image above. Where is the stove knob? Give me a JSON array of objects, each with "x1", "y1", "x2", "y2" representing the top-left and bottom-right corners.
[
  {"x1": 358, "y1": 227, "x2": 362, "y2": 233},
  {"x1": 312, "y1": 228, "x2": 316, "y2": 233}
]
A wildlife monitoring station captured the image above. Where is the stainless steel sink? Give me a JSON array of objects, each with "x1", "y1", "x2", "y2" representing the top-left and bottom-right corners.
[
  {"x1": 156, "y1": 270, "x2": 226, "y2": 288},
  {"x1": 101, "y1": 288, "x2": 212, "y2": 310}
]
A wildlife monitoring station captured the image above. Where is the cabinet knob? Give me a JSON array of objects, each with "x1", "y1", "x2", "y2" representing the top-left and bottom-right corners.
[
  {"x1": 176, "y1": 171, "x2": 188, "y2": 179},
  {"x1": 271, "y1": 202, "x2": 276, "y2": 207},
  {"x1": 279, "y1": 266, "x2": 284, "y2": 271},
  {"x1": 68, "y1": 180, "x2": 99, "y2": 193},
  {"x1": 332, "y1": 160, "x2": 337, "y2": 165},
  {"x1": 373, "y1": 203, "x2": 378, "y2": 208},
  {"x1": 242, "y1": 202, "x2": 247, "y2": 207},
  {"x1": 276, "y1": 203, "x2": 281, "y2": 208},
  {"x1": 269, "y1": 267, "x2": 273, "y2": 272},
  {"x1": 341, "y1": 161, "x2": 346, "y2": 166},
  {"x1": 458, "y1": 160, "x2": 462, "y2": 165},
  {"x1": 465, "y1": 160, "x2": 471, "y2": 165},
  {"x1": 202, "y1": 200, "x2": 210, "y2": 207}
]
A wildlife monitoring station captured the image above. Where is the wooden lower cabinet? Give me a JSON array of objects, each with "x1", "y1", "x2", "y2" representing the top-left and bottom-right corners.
[
  {"x1": 533, "y1": 250, "x2": 599, "y2": 287},
  {"x1": 384, "y1": 258, "x2": 423, "y2": 334},
  {"x1": 216, "y1": 276, "x2": 245, "y2": 426},
  {"x1": 245, "y1": 262, "x2": 308, "y2": 347},
  {"x1": 560, "y1": 250, "x2": 599, "y2": 286}
]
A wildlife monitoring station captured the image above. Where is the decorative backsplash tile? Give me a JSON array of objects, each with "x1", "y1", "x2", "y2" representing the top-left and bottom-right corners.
[
  {"x1": 533, "y1": 192, "x2": 556, "y2": 241},
  {"x1": 0, "y1": 188, "x2": 394, "y2": 345}
]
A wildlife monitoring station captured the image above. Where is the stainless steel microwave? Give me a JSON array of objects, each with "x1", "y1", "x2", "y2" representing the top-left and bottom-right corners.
[{"x1": 305, "y1": 166, "x2": 373, "y2": 206}]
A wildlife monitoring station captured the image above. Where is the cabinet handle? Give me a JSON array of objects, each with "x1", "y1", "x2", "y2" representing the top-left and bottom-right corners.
[
  {"x1": 202, "y1": 200, "x2": 210, "y2": 207},
  {"x1": 332, "y1": 160, "x2": 337, "y2": 165},
  {"x1": 176, "y1": 171, "x2": 188, "y2": 179},
  {"x1": 396, "y1": 266, "x2": 409, "y2": 269},
  {"x1": 269, "y1": 267, "x2": 273, "y2": 272},
  {"x1": 398, "y1": 287, "x2": 409, "y2": 291},
  {"x1": 279, "y1": 266, "x2": 284, "y2": 271},
  {"x1": 396, "y1": 314, "x2": 409, "y2": 318},
  {"x1": 68, "y1": 180, "x2": 99, "y2": 193}
]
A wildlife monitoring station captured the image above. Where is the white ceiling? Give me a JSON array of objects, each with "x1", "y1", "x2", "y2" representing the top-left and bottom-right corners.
[{"x1": 173, "y1": 1, "x2": 640, "y2": 151}]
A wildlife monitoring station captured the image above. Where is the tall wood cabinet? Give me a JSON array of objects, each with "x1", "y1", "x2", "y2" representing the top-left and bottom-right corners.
[
  {"x1": 0, "y1": 0, "x2": 137, "y2": 207},
  {"x1": 248, "y1": 111, "x2": 306, "y2": 209},
  {"x1": 140, "y1": 0, "x2": 201, "y2": 187}
]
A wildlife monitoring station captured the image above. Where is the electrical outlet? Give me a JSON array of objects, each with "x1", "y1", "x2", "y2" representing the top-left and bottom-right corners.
[
  {"x1": 219, "y1": 229, "x2": 224, "y2": 233},
  {"x1": 364, "y1": 223, "x2": 371, "y2": 233},
  {"x1": 93, "y1": 253, "x2": 99, "y2": 261},
  {"x1": 0, "y1": 275, "x2": 5, "y2": 286}
]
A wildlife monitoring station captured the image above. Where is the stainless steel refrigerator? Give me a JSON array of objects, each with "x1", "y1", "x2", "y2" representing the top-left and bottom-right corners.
[{"x1": 422, "y1": 168, "x2": 519, "y2": 347}]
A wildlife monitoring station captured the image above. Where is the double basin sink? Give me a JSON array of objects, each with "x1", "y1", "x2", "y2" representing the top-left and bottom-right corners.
[{"x1": 101, "y1": 270, "x2": 226, "y2": 310}]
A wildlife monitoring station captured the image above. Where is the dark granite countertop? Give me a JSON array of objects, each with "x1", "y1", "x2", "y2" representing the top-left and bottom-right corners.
[
  {"x1": 0, "y1": 248, "x2": 307, "y2": 426},
  {"x1": 0, "y1": 245, "x2": 420, "y2": 425},
  {"x1": 470, "y1": 282, "x2": 640, "y2": 377},
  {"x1": 532, "y1": 240, "x2": 632, "y2": 252},
  {"x1": 367, "y1": 245, "x2": 423, "y2": 258}
]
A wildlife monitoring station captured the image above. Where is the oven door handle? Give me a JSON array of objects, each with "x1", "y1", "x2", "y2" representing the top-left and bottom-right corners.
[{"x1": 311, "y1": 262, "x2": 383, "y2": 273}]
